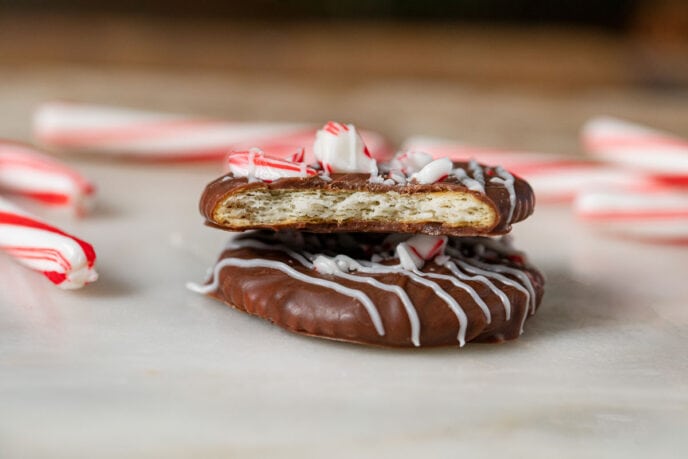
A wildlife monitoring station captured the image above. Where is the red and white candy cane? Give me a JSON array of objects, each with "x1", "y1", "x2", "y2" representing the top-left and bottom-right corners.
[
  {"x1": 0, "y1": 197, "x2": 97, "y2": 288},
  {"x1": 34, "y1": 102, "x2": 393, "y2": 163},
  {"x1": 582, "y1": 117, "x2": 688, "y2": 177},
  {"x1": 0, "y1": 140, "x2": 95, "y2": 214},
  {"x1": 575, "y1": 187, "x2": 688, "y2": 244},
  {"x1": 401, "y1": 135, "x2": 657, "y2": 202},
  {"x1": 228, "y1": 150, "x2": 317, "y2": 182}
]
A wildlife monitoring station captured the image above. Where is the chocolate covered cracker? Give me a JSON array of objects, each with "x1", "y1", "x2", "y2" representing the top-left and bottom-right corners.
[
  {"x1": 189, "y1": 231, "x2": 544, "y2": 347},
  {"x1": 201, "y1": 152, "x2": 535, "y2": 236}
]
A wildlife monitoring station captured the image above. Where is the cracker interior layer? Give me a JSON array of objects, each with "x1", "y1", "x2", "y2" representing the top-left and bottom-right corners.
[{"x1": 213, "y1": 188, "x2": 496, "y2": 229}]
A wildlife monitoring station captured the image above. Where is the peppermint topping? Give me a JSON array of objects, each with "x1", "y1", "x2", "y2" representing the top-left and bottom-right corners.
[
  {"x1": 226, "y1": 123, "x2": 519, "y2": 214},
  {"x1": 313, "y1": 121, "x2": 377, "y2": 174},
  {"x1": 396, "y1": 235, "x2": 448, "y2": 269},
  {"x1": 286, "y1": 147, "x2": 305, "y2": 163},
  {"x1": 391, "y1": 150, "x2": 433, "y2": 174},
  {"x1": 396, "y1": 243, "x2": 424, "y2": 270},
  {"x1": 228, "y1": 150, "x2": 317, "y2": 182},
  {"x1": 411, "y1": 157, "x2": 453, "y2": 184},
  {"x1": 407, "y1": 234, "x2": 448, "y2": 260}
]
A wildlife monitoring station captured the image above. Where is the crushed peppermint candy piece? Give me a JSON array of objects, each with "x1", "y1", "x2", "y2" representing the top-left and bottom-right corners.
[
  {"x1": 389, "y1": 170, "x2": 407, "y2": 184},
  {"x1": 313, "y1": 121, "x2": 377, "y2": 174},
  {"x1": 228, "y1": 149, "x2": 317, "y2": 182},
  {"x1": 286, "y1": 147, "x2": 306, "y2": 163},
  {"x1": 396, "y1": 242, "x2": 424, "y2": 270},
  {"x1": 406, "y1": 234, "x2": 448, "y2": 260},
  {"x1": 0, "y1": 197, "x2": 98, "y2": 289},
  {"x1": 396, "y1": 235, "x2": 448, "y2": 270},
  {"x1": 390, "y1": 150, "x2": 433, "y2": 174},
  {"x1": 313, "y1": 255, "x2": 340, "y2": 275},
  {"x1": 411, "y1": 157, "x2": 453, "y2": 184}
]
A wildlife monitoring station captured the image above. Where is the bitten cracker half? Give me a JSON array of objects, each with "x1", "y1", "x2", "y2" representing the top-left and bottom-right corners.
[{"x1": 201, "y1": 159, "x2": 535, "y2": 237}]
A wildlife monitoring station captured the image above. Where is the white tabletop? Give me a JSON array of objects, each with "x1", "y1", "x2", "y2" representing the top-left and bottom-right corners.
[{"x1": 1, "y1": 160, "x2": 687, "y2": 458}]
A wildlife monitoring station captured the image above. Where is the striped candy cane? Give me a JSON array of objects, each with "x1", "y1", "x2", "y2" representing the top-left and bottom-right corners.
[
  {"x1": 582, "y1": 117, "x2": 688, "y2": 176},
  {"x1": 0, "y1": 140, "x2": 95, "y2": 214},
  {"x1": 34, "y1": 102, "x2": 392, "y2": 163},
  {"x1": 575, "y1": 187, "x2": 688, "y2": 244},
  {"x1": 0, "y1": 197, "x2": 98, "y2": 288}
]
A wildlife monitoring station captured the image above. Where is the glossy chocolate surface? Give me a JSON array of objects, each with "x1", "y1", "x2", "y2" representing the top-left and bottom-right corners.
[{"x1": 200, "y1": 231, "x2": 545, "y2": 347}]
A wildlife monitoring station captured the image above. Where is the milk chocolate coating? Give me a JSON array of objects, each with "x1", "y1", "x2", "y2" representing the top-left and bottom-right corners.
[
  {"x1": 201, "y1": 231, "x2": 545, "y2": 347},
  {"x1": 200, "y1": 162, "x2": 535, "y2": 236}
]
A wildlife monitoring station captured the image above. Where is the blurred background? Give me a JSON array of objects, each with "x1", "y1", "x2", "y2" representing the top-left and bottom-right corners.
[{"x1": 1, "y1": 0, "x2": 687, "y2": 150}]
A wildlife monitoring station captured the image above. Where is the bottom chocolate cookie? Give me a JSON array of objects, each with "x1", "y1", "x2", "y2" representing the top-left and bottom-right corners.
[{"x1": 189, "y1": 231, "x2": 545, "y2": 347}]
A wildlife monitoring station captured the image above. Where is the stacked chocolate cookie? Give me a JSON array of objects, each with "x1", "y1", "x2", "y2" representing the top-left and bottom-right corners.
[{"x1": 191, "y1": 122, "x2": 544, "y2": 347}]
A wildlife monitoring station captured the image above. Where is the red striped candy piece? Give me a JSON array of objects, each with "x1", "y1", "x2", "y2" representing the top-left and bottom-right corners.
[
  {"x1": 228, "y1": 150, "x2": 317, "y2": 182},
  {"x1": 313, "y1": 121, "x2": 378, "y2": 174},
  {"x1": 582, "y1": 117, "x2": 688, "y2": 176},
  {"x1": 0, "y1": 140, "x2": 95, "y2": 214},
  {"x1": 407, "y1": 235, "x2": 448, "y2": 260},
  {"x1": 575, "y1": 187, "x2": 688, "y2": 244},
  {"x1": 0, "y1": 197, "x2": 98, "y2": 288}
]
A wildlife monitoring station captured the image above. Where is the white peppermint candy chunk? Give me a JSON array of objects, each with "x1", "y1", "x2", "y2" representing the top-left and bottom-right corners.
[
  {"x1": 405, "y1": 234, "x2": 448, "y2": 260},
  {"x1": 313, "y1": 255, "x2": 341, "y2": 275},
  {"x1": 391, "y1": 150, "x2": 433, "y2": 174},
  {"x1": 396, "y1": 242, "x2": 424, "y2": 270},
  {"x1": 228, "y1": 150, "x2": 316, "y2": 182},
  {"x1": 412, "y1": 157, "x2": 453, "y2": 184},
  {"x1": 313, "y1": 121, "x2": 377, "y2": 173}
]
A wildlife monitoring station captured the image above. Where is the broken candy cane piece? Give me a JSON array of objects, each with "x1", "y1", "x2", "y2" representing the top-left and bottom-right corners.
[
  {"x1": 396, "y1": 235, "x2": 448, "y2": 270},
  {"x1": 575, "y1": 187, "x2": 688, "y2": 244},
  {"x1": 390, "y1": 150, "x2": 434, "y2": 175},
  {"x1": 0, "y1": 140, "x2": 95, "y2": 214},
  {"x1": 0, "y1": 197, "x2": 98, "y2": 288},
  {"x1": 411, "y1": 157, "x2": 453, "y2": 184},
  {"x1": 313, "y1": 121, "x2": 377, "y2": 174},
  {"x1": 228, "y1": 150, "x2": 317, "y2": 182},
  {"x1": 34, "y1": 101, "x2": 315, "y2": 161}
]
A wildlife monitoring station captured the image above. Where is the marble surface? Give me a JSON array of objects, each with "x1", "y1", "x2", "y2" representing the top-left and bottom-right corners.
[{"x1": 1, "y1": 160, "x2": 687, "y2": 458}]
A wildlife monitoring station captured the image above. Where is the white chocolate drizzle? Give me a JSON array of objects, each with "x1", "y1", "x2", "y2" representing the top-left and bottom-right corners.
[
  {"x1": 417, "y1": 269, "x2": 492, "y2": 323},
  {"x1": 187, "y1": 256, "x2": 385, "y2": 337},
  {"x1": 453, "y1": 167, "x2": 485, "y2": 193},
  {"x1": 353, "y1": 259, "x2": 468, "y2": 346},
  {"x1": 190, "y1": 235, "x2": 537, "y2": 346},
  {"x1": 442, "y1": 260, "x2": 510, "y2": 321},
  {"x1": 314, "y1": 255, "x2": 422, "y2": 347},
  {"x1": 490, "y1": 166, "x2": 516, "y2": 223},
  {"x1": 446, "y1": 246, "x2": 531, "y2": 333},
  {"x1": 464, "y1": 256, "x2": 536, "y2": 314},
  {"x1": 468, "y1": 160, "x2": 485, "y2": 185}
]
